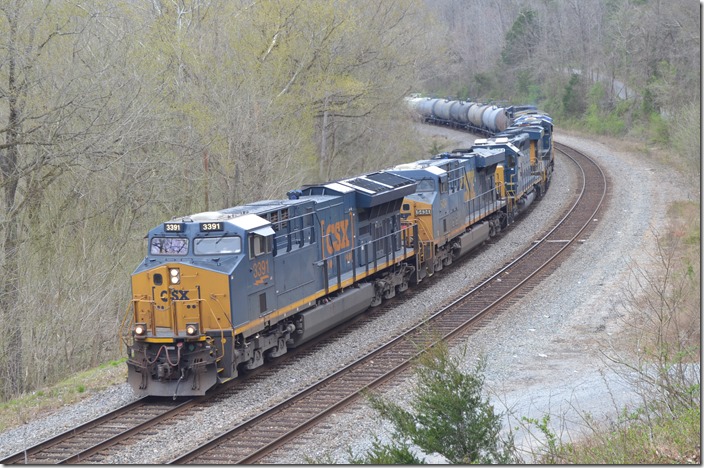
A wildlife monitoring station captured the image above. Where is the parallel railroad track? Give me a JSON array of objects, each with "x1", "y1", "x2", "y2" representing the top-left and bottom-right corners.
[
  {"x1": 0, "y1": 274, "x2": 436, "y2": 465},
  {"x1": 171, "y1": 143, "x2": 607, "y2": 464},
  {"x1": 1, "y1": 142, "x2": 605, "y2": 465}
]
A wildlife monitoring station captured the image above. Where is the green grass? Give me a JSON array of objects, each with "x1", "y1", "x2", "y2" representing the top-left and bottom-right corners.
[
  {"x1": 555, "y1": 405, "x2": 700, "y2": 464},
  {"x1": 0, "y1": 359, "x2": 127, "y2": 433}
]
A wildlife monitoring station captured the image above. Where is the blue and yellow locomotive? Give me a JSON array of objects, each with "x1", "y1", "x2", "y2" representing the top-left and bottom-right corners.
[
  {"x1": 389, "y1": 147, "x2": 506, "y2": 279},
  {"x1": 122, "y1": 171, "x2": 419, "y2": 397},
  {"x1": 121, "y1": 104, "x2": 554, "y2": 398}
]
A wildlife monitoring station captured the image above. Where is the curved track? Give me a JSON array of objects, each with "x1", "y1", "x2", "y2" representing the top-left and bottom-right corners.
[
  {"x1": 171, "y1": 143, "x2": 607, "y2": 464},
  {"x1": 0, "y1": 142, "x2": 606, "y2": 465}
]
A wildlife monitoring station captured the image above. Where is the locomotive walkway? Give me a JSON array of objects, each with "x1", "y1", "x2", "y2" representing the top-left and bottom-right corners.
[{"x1": 0, "y1": 142, "x2": 606, "y2": 465}]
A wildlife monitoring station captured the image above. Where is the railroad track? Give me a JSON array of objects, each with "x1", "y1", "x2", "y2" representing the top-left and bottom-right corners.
[
  {"x1": 1, "y1": 142, "x2": 605, "y2": 465},
  {"x1": 0, "y1": 398, "x2": 190, "y2": 464},
  {"x1": 0, "y1": 276, "x2": 434, "y2": 465},
  {"x1": 171, "y1": 143, "x2": 607, "y2": 464}
]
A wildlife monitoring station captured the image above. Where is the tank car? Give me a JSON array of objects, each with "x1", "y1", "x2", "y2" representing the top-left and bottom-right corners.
[{"x1": 122, "y1": 170, "x2": 419, "y2": 397}]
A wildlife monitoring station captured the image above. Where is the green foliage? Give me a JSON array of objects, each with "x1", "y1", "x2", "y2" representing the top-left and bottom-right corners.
[
  {"x1": 668, "y1": 102, "x2": 701, "y2": 176},
  {"x1": 521, "y1": 414, "x2": 569, "y2": 464},
  {"x1": 473, "y1": 72, "x2": 497, "y2": 99},
  {"x1": 646, "y1": 112, "x2": 669, "y2": 145},
  {"x1": 0, "y1": 360, "x2": 126, "y2": 432},
  {"x1": 553, "y1": 405, "x2": 700, "y2": 464},
  {"x1": 428, "y1": 139, "x2": 449, "y2": 156},
  {"x1": 501, "y1": 8, "x2": 538, "y2": 67},
  {"x1": 353, "y1": 343, "x2": 517, "y2": 464},
  {"x1": 562, "y1": 74, "x2": 586, "y2": 118},
  {"x1": 514, "y1": 70, "x2": 543, "y2": 104},
  {"x1": 349, "y1": 438, "x2": 426, "y2": 464},
  {"x1": 582, "y1": 83, "x2": 626, "y2": 136}
]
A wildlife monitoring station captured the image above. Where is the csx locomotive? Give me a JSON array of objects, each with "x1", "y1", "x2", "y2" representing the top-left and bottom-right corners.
[{"x1": 120, "y1": 102, "x2": 553, "y2": 398}]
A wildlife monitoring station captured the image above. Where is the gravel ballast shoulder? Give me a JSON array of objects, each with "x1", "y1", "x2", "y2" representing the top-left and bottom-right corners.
[{"x1": 0, "y1": 130, "x2": 695, "y2": 464}]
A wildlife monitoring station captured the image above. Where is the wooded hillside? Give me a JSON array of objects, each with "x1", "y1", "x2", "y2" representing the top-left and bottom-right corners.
[{"x1": 0, "y1": 0, "x2": 698, "y2": 400}]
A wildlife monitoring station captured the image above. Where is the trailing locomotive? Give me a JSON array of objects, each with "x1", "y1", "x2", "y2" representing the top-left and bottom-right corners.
[{"x1": 120, "y1": 101, "x2": 554, "y2": 398}]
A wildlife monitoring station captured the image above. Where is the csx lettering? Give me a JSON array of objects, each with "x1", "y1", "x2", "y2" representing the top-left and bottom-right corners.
[
  {"x1": 160, "y1": 289, "x2": 190, "y2": 302},
  {"x1": 325, "y1": 220, "x2": 350, "y2": 255}
]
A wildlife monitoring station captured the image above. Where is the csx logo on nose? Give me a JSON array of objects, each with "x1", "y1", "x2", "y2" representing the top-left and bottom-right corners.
[{"x1": 160, "y1": 290, "x2": 190, "y2": 302}]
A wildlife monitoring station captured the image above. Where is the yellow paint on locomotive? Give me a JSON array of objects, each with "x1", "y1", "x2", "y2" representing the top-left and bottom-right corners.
[
  {"x1": 530, "y1": 141, "x2": 537, "y2": 166},
  {"x1": 462, "y1": 170, "x2": 476, "y2": 202},
  {"x1": 401, "y1": 200, "x2": 434, "y2": 245},
  {"x1": 131, "y1": 265, "x2": 231, "y2": 338},
  {"x1": 494, "y1": 165, "x2": 506, "y2": 198}
]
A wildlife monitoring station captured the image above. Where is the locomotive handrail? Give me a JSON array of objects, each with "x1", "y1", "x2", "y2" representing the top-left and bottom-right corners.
[
  {"x1": 118, "y1": 301, "x2": 136, "y2": 348},
  {"x1": 320, "y1": 223, "x2": 417, "y2": 295}
]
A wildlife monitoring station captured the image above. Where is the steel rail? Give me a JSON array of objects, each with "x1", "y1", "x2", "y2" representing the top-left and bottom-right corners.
[{"x1": 171, "y1": 144, "x2": 607, "y2": 464}]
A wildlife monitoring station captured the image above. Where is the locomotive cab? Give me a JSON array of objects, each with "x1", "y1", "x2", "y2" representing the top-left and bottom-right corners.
[{"x1": 125, "y1": 213, "x2": 268, "y2": 397}]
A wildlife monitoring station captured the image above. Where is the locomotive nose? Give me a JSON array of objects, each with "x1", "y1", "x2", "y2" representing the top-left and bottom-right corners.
[{"x1": 130, "y1": 264, "x2": 231, "y2": 338}]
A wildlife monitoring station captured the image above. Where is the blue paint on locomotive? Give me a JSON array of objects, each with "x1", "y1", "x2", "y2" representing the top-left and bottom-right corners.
[
  {"x1": 390, "y1": 149, "x2": 504, "y2": 240},
  {"x1": 136, "y1": 169, "x2": 417, "y2": 338}
]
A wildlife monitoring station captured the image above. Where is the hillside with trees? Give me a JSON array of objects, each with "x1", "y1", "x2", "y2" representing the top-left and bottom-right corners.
[{"x1": 0, "y1": 0, "x2": 698, "y2": 408}]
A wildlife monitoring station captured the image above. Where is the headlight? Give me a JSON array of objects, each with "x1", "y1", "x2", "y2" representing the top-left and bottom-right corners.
[
  {"x1": 185, "y1": 323, "x2": 199, "y2": 336},
  {"x1": 170, "y1": 268, "x2": 180, "y2": 284},
  {"x1": 134, "y1": 323, "x2": 147, "y2": 337}
]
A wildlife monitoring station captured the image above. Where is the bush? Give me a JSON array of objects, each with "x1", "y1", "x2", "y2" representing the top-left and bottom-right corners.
[{"x1": 350, "y1": 342, "x2": 517, "y2": 464}]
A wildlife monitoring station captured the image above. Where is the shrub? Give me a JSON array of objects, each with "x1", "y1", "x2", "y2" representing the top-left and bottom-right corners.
[{"x1": 351, "y1": 342, "x2": 517, "y2": 464}]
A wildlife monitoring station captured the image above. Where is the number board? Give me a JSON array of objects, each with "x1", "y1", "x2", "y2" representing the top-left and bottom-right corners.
[
  {"x1": 200, "y1": 222, "x2": 224, "y2": 232},
  {"x1": 164, "y1": 223, "x2": 185, "y2": 232}
]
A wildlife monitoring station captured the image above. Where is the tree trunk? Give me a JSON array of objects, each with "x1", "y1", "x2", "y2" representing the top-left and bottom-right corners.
[{"x1": 0, "y1": 0, "x2": 24, "y2": 399}]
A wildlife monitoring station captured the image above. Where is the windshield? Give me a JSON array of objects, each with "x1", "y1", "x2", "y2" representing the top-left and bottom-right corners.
[
  {"x1": 194, "y1": 236, "x2": 242, "y2": 255},
  {"x1": 150, "y1": 237, "x2": 189, "y2": 255},
  {"x1": 416, "y1": 179, "x2": 436, "y2": 192}
]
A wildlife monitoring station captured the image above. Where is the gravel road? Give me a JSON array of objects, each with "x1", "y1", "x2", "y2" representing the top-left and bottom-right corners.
[{"x1": 0, "y1": 128, "x2": 694, "y2": 464}]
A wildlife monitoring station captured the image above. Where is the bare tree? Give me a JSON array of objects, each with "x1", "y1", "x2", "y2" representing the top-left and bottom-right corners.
[
  {"x1": 603, "y1": 229, "x2": 700, "y2": 414},
  {"x1": 0, "y1": 0, "x2": 163, "y2": 398}
]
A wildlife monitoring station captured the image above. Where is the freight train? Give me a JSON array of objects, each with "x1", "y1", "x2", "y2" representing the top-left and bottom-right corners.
[
  {"x1": 120, "y1": 99, "x2": 554, "y2": 398},
  {"x1": 406, "y1": 95, "x2": 544, "y2": 136}
]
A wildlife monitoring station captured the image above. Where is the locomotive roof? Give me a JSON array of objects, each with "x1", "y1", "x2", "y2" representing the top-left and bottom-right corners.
[
  {"x1": 301, "y1": 170, "x2": 417, "y2": 208},
  {"x1": 165, "y1": 197, "x2": 314, "y2": 230},
  {"x1": 303, "y1": 171, "x2": 415, "y2": 194},
  {"x1": 393, "y1": 146, "x2": 504, "y2": 175},
  {"x1": 473, "y1": 136, "x2": 522, "y2": 156},
  {"x1": 513, "y1": 113, "x2": 553, "y2": 129}
]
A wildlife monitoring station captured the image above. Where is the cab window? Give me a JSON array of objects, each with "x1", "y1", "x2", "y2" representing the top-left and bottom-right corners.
[
  {"x1": 194, "y1": 236, "x2": 241, "y2": 255},
  {"x1": 249, "y1": 233, "x2": 272, "y2": 258},
  {"x1": 150, "y1": 237, "x2": 189, "y2": 255}
]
